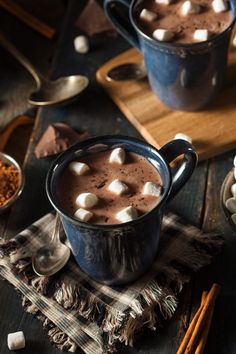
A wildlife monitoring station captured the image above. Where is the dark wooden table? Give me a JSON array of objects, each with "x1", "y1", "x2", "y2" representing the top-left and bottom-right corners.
[{"x1": 0, "y1": 1, "x2": 236, "y2": 353}]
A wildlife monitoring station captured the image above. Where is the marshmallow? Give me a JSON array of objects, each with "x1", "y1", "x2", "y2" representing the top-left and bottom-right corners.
[
  {"x1": 193, "y1": 29, "x2": 211, "y2": 42},
  {"x1": 212, "y1": 0, "x2": 228, "y2": 13},
  {"x1": 231, "y1": 183, "x2": 236, "y2": 197},
  {"x1": 143, "y1": 182, "x2": 162, "y2": 197},
  {"x1": 109, "y1": 148, "x2": 126, "y2": 164},
  {"x1": 174, "y1": 132, "x2": 192, "y2": 144},
  {"x1": 234, "y1": 167, "x2": 236, "y2": 180},
  {"x1": 116, "y1": 206, "x2": 138, "y2": 223},
  {"x1": 75, "y1": 193, "x2": 98, "y2": 209},
  {"x1": 153, "y1": 29, "x2": 174, "y2": 42},
  {"x1": 233, "y1": 155, "x2": 236, "y2": 167},
  {"x1": 140, "y1": 8, "x2": 158, "y2": 21},
  {"x1": 74, "y1": 35, "x2": 89, "y2": 54},
  {"x1": 108, "y1": 179, "x2": 129, "y2": 195},
  {"x1": 74, "y1": 208, "x2": 93, "y2": 222},
  {"x1": 181, "y1": 1, "x2": 201, "y2": 15},
  {"x1": 8, "y1": 331, "x2": 25, "y2": 351},
  {"x1": 69, "y1": 161, "x2": 90, "y2": 176},
  {"x1": 155, "y1": 0, "x2": 172, "y2": 4},
  {"x1": 231, "y1": 213, "x2": 236, "y2": 225},
  {"x1": 233, "y1": 35, "x2": 236, "y2": 47},
  {"x1": 225, "y1": 197, "x2": 236, "y2": 213}
]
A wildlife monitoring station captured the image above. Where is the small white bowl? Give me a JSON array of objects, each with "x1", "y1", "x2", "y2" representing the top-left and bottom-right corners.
[
  {"x1": 0, "y1": 152, "x2": 24, "y2": 214},
  {"x1": 220, "y1": 169, "x2": 236, "y2": 232}
]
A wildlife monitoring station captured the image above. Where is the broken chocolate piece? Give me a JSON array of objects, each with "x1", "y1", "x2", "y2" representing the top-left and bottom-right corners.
[
  {"x1": 76, "y1": 0, "x2": 116, "y2": 36},
  {"x1": 34, "y1": 123, "x2": 89, "y2": 159}
]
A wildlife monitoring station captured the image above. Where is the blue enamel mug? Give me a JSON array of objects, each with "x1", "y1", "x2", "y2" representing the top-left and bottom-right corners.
[
  {"x1": 46, "y1": 136, "x2": 197, "y2": 285},
  {"x1": 104, "y1": 0, "x2": 236, "y2": 111}
]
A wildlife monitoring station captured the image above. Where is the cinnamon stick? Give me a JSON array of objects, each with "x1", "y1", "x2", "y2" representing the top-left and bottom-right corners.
[
  {"x1": 177, "y1": 284, "x2": 220, "y2": 354},
  {"x1": 185, "y1": 284, "x2": 220, "y2": 354},
  {"x1": 0, "y1": 0, "x2": 56, "y2": 39}
]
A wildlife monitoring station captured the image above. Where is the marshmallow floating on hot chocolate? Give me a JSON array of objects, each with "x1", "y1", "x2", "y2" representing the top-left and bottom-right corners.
[
  {"x1": 7, "y1": 331, "x2": 25, "y2": 351},
  {"x1": 140, "y1": 8, "x2": 158, "y2": 21},
  {"x1": 212, "y1": 0, "x2": 228, "y2": 13},
  {"x1": 109, "y1": 148, "x2": 126, "y2": 164},
  {"x1": 74, "y1": 208, "x2": 93, "y2": 222},
  {"x1": 226, "y1": 197, "x2": 236, "y2": 213},
  {"x1": 174, "y1": 132, "x2": 192, "y2": 144},
  {"x1": 108, "y1": 179, "x2": 129, "y2": 195},
  {"x1": 116, "y1": 206, "x2": 138, "y2": 223},
  {"x1": 193, "y1": 29, "x2": 211, "y2": 41},
  {"x1": 143, "y1": 182, "x2": 162, "y2": 197},
  {"x1": 181, "y1": 1, "x2": 201, "y2": 15},
  {"x1": 76, "y1": 193, "x2": 98, "y2": 208},
  {"x1": 155, "y1": 0, "x2": 172, "y2": 4},
  {"x1": 231, "y1": 183, "x2": 236, "y2": 197},
  {"x1": 153, "y1": 29, "x2": 174, "y2": 42},
  {"x1": 69, "y1": 161, "x2": 90, "y2": 175}
]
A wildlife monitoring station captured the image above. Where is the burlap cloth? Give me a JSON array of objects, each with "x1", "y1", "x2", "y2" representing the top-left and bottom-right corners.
[{"x1": 0, "y1": 212, "x2": 223, "y2": 353}]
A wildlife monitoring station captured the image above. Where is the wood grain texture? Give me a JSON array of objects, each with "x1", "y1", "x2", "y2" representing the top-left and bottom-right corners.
[{"x1": 96, "y1": 47, "x2": 236, "y2": 160}]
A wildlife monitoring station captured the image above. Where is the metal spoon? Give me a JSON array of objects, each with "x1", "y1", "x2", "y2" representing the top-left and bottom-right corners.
[
  {"x1": 0, "y1": 32, "x2": 89, "y2": 106},
  {"x1": 106, "y1": 61, "x2": 147, "y2": 81},
  {"x1": 32, "y1": 214, "x2": 70, "y2": 276}
]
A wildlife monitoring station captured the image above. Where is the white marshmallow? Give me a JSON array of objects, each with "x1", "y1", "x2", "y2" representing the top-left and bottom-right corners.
[
  {"x1": 8, "y1": 331, "x2": 25, "y2": 351},
  {"x1": 231, "y1": 213, "x2": 236, "y2": 225},
  {"x1": 140, "y1": 8, "x2": 158, "y2": 21},
  {"x1": 233, "y1": 155, "x2": 236, "y2": 167},
  {"x1": 212, "y1": 0, "x2": 228, "y2": 13},
  {"x1": 193, "y1": 29, "x2": 211, "y2": 42},
  {"x1": 231, "y1": 183, "x2": 236, "y2": 197},
  {"x1": 225, "y1": 197, "x2": 236, "y2": 213},
  {"x1": 108, "y1": 179, "x2": 129, "y2": 195},
  {"x1": 75, "y1": 193, "x2": 98, "y2": 209},
  {"x1": 155, "y1": 0, "x2": 172, "y2": 4},
  {"x1": 181, "y1": 1, "x2": 201, "y2": 15},
  {"x1": 74, "y1": 35, "x2": 89, "y2": 54},
  {"x1": 174, "y1": 132, "x2": 192, "y2": 144},
  {"x1": 109, "y1": 148, "x2": 126, "y2": 164},
  {"x1": 233, "y1": 35, "x2": 236, "y2": 47},
  {"x1": 74, "y1": 208, "x2": 93, "y2": 222},
  {"x1": 69, "y1": 161, "x2": 90, "y2": 176},
  {"x1": 116, "y1": 206, "x2": 138, "y2": 223},
  {"x1": 153, "y1": 29, "x2": 174, "y2": 42},
  {"x1": 234, "y1": 167, "x2": 236, "y2": 180},
  {"x1": 143, "y1": 182, "x2": 162, "y2": 197}
]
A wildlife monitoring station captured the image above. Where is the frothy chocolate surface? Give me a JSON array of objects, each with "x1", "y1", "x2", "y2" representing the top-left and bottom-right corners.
[
  {"x1": 57, "y1": 150, "x2": 163, "y2": 225},
  {"x1": 136, "y1": 0, "x2": 233, "y2": 44}
]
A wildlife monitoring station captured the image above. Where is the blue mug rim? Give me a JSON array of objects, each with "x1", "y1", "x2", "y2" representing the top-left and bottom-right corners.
[
  {"x1": 46, "y1": 135, "x2": 172, "y2": 230},
  {"x1": 129, "y1": 0, "x2": 236, "y2": 50}
]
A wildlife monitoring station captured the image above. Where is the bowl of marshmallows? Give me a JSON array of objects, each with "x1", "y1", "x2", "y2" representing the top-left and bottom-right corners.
[{"x1": 221, "y1": 156, "x2": 236, "y2": 231}]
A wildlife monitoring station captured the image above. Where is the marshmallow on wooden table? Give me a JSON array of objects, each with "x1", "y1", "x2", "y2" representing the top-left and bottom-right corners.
[
  {"x1": 8, "y1": 331, "x2": 25, "y2": 351},
  {"x1": 155, "y1": 0, "x2": 172, "y2": 4},
  {"x1": 75, "y1": 193, "x2": 98, "y2": 208},
  {"x1": 212, "y1": 0, "x2": 228, "y2": 13},
  {"x1": 116, "y1": 206, "x2": 138, "y2": 223},
  {"x1": 109, "y1": 148, "x2": 126, "y2": 164},
  {"x1": 174, "y1": 132, "x2": 192, "y2": 144},
  {"x1": 140, "y1": 8, "x2": 158, "y2": 21},
  {"x1": 193, "y1": 29, "x2": 211, "y2": 42},
  {"x1": 74, "y1": 208, "x2": 93, "y2": 222},
  {"x1": 225, "y1": 197, "x2": 236, "y2": 213},
  {"x1": 108, "y1": 179, "x2": 129, "y2": 195},
  {"x1": 143, "y1": 181, "x2": 162, "y2": 197},
  {"x1": 153, "y1": 29, "x2": 174, "y2": 42},
  {"x1": 231, "y1": 183, "x2": 236, "y2": 197},
  {"x1": 181, "y1": 0, "x2": 201, "y2": 15},
  {"x1": 69, "y1": 161, "x2": 90, "y2": 175},
  {"x1": 74, "y1": 35, "x2": 89, "y2": 54}
]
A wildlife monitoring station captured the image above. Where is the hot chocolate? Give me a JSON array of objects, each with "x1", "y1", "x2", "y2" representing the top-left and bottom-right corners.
[
  {"x1": 57, "y1": 148, "x2": 163, "y2": 225},
  {"x1": 136, "y1": 0, "x2": 233, "y2": 44}
]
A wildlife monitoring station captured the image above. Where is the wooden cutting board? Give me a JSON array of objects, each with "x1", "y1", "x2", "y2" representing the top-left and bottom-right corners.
[{"x1": 96, "y1": 47, "x2": 236, "y2": 160}]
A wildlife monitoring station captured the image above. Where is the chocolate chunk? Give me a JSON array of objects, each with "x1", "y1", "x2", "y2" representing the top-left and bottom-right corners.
[
  {"x1": 34, "y1": 123, "x2": 89, "y2": 159},
  {"x1": 76, "y1": 0, "x2": 116, "y2": 36}
]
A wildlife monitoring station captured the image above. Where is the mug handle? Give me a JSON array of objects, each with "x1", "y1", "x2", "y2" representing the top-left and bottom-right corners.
[
  {"x1": 159, "y1": 140, "x2": 198, "y2": 202},
  {"x1": 104, "y1": 0, "x2": 140, "y2": 49}
]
